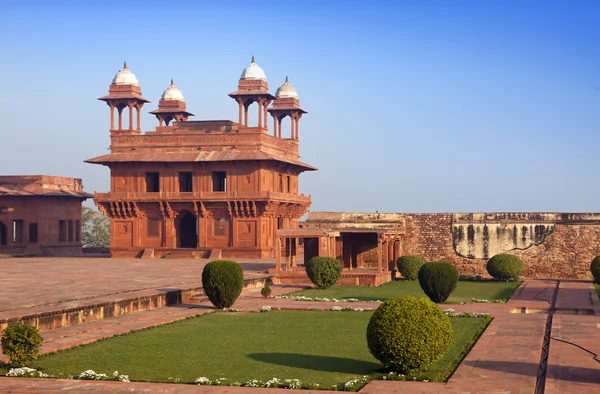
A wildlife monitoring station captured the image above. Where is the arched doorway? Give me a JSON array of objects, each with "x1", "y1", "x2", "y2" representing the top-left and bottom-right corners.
[
  {"x1": 177, "y1": 211, "x2": 197, "y2": 248},
  {"x1": 0, "y1": 222, "x2": 7, "y2": 246}
]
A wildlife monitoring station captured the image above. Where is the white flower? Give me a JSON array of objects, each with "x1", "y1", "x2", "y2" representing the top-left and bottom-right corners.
[
  {"x1": 113, "y1": 371, "x2": 119, "y2": 377},
  {"x1": 261, "y1": 305, "x2": 271, "y2": 312},
  {"x1": 195, "y1": 377, "x2": 210, "y2": 384}
]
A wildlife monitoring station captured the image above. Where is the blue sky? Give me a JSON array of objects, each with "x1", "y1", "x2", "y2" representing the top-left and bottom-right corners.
[{"x1": 1, "y1": 1, "x2": 598, "y2": 213}]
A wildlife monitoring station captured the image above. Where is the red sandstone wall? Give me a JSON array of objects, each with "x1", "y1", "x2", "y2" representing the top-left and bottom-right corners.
[{"x1": 402, "y1": 214, "x2": 600, "y2": 279}]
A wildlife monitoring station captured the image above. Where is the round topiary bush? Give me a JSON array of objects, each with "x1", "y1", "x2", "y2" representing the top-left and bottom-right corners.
[
  {"x1": 1, "y1": 324, "x2": 43, "y2": 367},
  {"x1": 590, "y1": 256, "x2": 600, "y2": 283},
  {"x1": 305, "y1": 257, "x2": 342, "y2": 289},
  {"x1": 202, "y1": 260, "x2": 244, "y2": 309},
  {"x1": 396, "y1": 255, "x2": 425, "y2": 281},
  {"x1": 366, "y1": 296, "x2": 453, "y2": 372},
  {"x1": 418, "y1": 262, "x2": 458, "y2": 303},
  {"x1": 486, "y1": 254, "x2": 523, "y2": 282}
]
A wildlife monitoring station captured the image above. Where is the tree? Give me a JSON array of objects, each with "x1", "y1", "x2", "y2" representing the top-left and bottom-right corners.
[{"x1": 81, "y1": 206, "x2": 110, "y2": 248}]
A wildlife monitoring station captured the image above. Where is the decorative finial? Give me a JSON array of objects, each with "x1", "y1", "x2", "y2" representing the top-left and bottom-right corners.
[
  {"x1": 170, "y1": 78, "x2": 174, "y2": 86},
  {"x1": 285, "y1": 76, "x2": 289, "y2": 82},
  {"x1": 123, "y1": 61, "x2": 127, "y2": 69},
  {"x1": 251, "y1": 55, "x2": 255, "y2": 63}
]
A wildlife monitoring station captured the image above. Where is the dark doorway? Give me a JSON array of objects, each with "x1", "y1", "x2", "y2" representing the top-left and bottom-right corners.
[
  {"x1": 0, "y1": 222, "x2": 7, "y2": 246},
  {"x1": 177, "y1": 211, "x2": 197, "y2": 248}
]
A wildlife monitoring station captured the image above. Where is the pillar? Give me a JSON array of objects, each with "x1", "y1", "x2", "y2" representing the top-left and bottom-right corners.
[
  {"x1": 118, "y1": 107, "x2": 123, "y2": 130},
  {"x1": 285, "y1": 238, "x2": 291, "y2": 269},
  {"x1": 273, "y1": 116, "x2": 277, "y2": 137},
  {"x1": 377, "y1": 236, "x2": 383, "y2": 273},
  {"x1": 258, "y1": 100, "x2": 263, "y2": 128},
  {"x1": 136, "y1": 105, "x2": 141, "y2": 132},
  {"x1": 244, "y1": 104, "x2": 249, "y2": 126},
  {"x1": 263, "y1": 103, "x2": 268, "y2": 131},
  {"x1": 275, "y1": 236, "x2": 281, "y2": 273},
  {"x1": 291, "y1": 237, "x2": 297, "y2": 267},
  {"x1": 388, "y1": 239, "x2": 394, "y2": 272},
  {"x1": 295, "y1": 117, "x2": 300, "y2": 140},
  {"x1": 238, "y1": 101, "x2": 243, "y2": 125},
  {"x1": 383, "y1": 239, "x2": 389, "y2": 272},
  {"x1": 278, "y1": 119, "x2": 283, "y2": 138},
  {"x1": 109, "y1": 104, "x2": 115, "y2": 130},
  {"x1": 128, "y1": 104, "x2": 134, "y2": 131},
  {"x1": 290, "y1": 115, "x2": 295, "y2": 139}
]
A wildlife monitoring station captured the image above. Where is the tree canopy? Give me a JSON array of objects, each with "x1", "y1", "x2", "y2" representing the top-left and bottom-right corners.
[{"x1": 81, "y1": 206, "x2": 110, "y2": 248}]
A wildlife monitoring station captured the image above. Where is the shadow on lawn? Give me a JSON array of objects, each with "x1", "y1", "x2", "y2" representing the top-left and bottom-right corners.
[{"x1": 248, "y1": 353, "x2": 381, "y2": 374}]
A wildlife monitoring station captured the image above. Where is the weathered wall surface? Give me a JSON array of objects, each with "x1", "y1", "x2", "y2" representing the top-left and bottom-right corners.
[{"x1": 402, "y1": 213, "x2": 600, "y2": 279}]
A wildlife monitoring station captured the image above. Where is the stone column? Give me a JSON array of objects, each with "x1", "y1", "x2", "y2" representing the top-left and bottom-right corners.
[
  {"x1": 285, "y1": 238, "x2": 291, "y2": 270},
  {"x1": 257, "y1": 100, "x2": 263, "y2": 129},
  {"x1": 278, "y1": 119, "x2": 282, "y2": 138},
  {"x1": 290, "y1": 115, "x2": 295, "y2": 139},
  {"x1": 275, "y1": 236, "x2": 281, "y2": 273},
  {"x1": 244, "y1": 104, "x2": 249, "y2": 126},
  {"x1": 118, "y1": 107, "x2": 123, "y2": 130},
  {"x1": 383, "y1": 239, "x2": 389, "y2": 272},
  {"x1": 128, "y1": 104, "x2": 134, "y2": 131},
  {"x1": 377, "y1": 236, "x2": 383, "y2": 273},
  {"x1": 263, "y1": 103, "x2": 268, "y2": 131},
  {"x1": 238, "y1": 101, "x2": 243, "y2": 125},
  {"x1": 291, "y1": 237, "x2": 297, "y2": 267},
  {"x1": 273, "y1": 116, "x2": 277, "y2": 137},
  {"x1": 136, "y1": 105, "x2": 141, "y2": 132},
  {"x1": 109, "y1": 104, "x2": 115, "y2": 130}
]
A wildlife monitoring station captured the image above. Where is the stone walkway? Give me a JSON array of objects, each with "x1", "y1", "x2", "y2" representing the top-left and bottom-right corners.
[{"x1": 1, "y1": 274, "x2": 600, "y2": 393}]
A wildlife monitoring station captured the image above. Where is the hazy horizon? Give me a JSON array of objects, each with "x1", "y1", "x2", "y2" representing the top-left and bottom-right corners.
[{"x1": 1, "y1": 1, "x2": 598, "y2": 213}]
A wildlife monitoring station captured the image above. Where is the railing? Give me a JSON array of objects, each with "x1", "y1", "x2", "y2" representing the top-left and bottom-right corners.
[{"x1": 94, "y1": 190, "x2": 311, "y2": 204}]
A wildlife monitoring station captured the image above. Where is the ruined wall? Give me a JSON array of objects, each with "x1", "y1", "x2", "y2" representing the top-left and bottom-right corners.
[{"x1": 402, "y1": 213, "x2": 600, "y2": 279}]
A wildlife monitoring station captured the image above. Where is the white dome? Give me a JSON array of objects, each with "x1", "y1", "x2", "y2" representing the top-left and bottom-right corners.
[
  {"x1": 112, "y1": 62, "x2": 139, "y2": 86},
  {"x1": 161, "y1": 79, "x2": 184, "y2": 101},
  {"x1": 240, "y1": 56, "x2": 267, "y2": 81},
  {"x1": 275, "y1": 77, "x2": 299, "y2": 99}
]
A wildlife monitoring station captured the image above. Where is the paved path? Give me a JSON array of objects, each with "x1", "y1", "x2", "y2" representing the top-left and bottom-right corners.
[{"x1": 1, "y1": 277, "x2": 600, "y2": 393}]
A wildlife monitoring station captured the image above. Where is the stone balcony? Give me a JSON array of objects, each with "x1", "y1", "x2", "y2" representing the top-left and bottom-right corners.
[{"x1": 93, "y1": 190, "x2": 311, "y2": 204}]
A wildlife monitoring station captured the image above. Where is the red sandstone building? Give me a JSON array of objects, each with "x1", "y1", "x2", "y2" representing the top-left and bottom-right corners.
[
  {"x1": 0, "y1": 175, "x2": 92, "y2": 256},
  {"x1": 86, "y1": 60, "x2": 315, "y2": 259}
]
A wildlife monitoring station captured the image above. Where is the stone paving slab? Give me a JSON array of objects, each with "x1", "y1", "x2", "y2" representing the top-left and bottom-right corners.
[
  {"x1": 544, "y1": 314, "x2": 600, "y2": 393},
  {"x1": 0, "y1": 257, "x2": 273, "y2": 314}
]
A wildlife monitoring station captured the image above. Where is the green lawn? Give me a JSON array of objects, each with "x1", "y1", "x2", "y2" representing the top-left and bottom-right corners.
[
  {"x1": 9, "y1": 311, "x2": 490, "y2": 388},
  {"x1": 290, "y1": 280, "x2": 520, "y2": 303}
]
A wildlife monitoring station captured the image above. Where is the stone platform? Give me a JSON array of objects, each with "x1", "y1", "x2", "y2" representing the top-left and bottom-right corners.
[{"x1": 0, "y1": 257, "x2": 274, "y2": 332}]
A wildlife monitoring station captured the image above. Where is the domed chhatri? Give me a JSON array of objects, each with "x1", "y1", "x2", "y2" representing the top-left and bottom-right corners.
[
  {"x1": 275, "y1": 76, "x2": 299, "y2": 99},
  {"x1": 112, "y1": 61, "x2": 139, "y2": 86},
  {"x1": 240, "y1": 56, "x2": 267, "y2": 81},
  {"x1": 161, "y1": 79, "x2": 185, "y2": 102}
]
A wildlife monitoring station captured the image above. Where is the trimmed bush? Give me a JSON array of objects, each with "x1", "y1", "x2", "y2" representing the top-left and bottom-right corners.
[
  {"x1": 305, "y1": 257, "x2": 342, "y2": 289},
  {"x1": 396, "y1": 255, "x2": 425, "y2": 280},
  {"x1": 202, "y1": 260, "x2": 244, "y2": 308},
  {"x1": 486, "y1": 254, "x2": 523, "y2": 282},
  {"x1": 366, "y1": 296, "x2": 453, "y2": 372},
  {"x1": 418, "y1": 262, "x2": 458, "y2": 303},
  {"x1": 590, "y1": 256, "x2": 600, "y2": 283},
  {"x1": 1, "y1": 324, "x2": 43, "y2": 367},
  {"x1": 261, "y1": 284, "x2": 272, "y2": 298}
]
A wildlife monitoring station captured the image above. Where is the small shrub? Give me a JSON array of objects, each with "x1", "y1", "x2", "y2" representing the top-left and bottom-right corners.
[
  {"x1": 202, "y1": 260, "x2": 244, "y2": 309},
  {"x1": 261, "y1": 284, "x2": 272, "y2": 298},
  {"x1": 418, "y1": 262, "x2": 458, "y2": 303},
  {"x1": 486, "y1": 254, "x2": 523, "y2": 282},
  {"x1": 1, "y1": 324, "x2": 43, "y2": 367},
  {"x1": 305, "y1": 257, "x2": 342, "y2": 289},
  {"x1": 591, "y1": 256, "x2": 600, "y2": 283},
  {"x1": 396, "y1": 255, "x2": 425, "y2": 280},
  {"x1": 366, "y1": 296, "x2": 453, "y2": 372}
]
